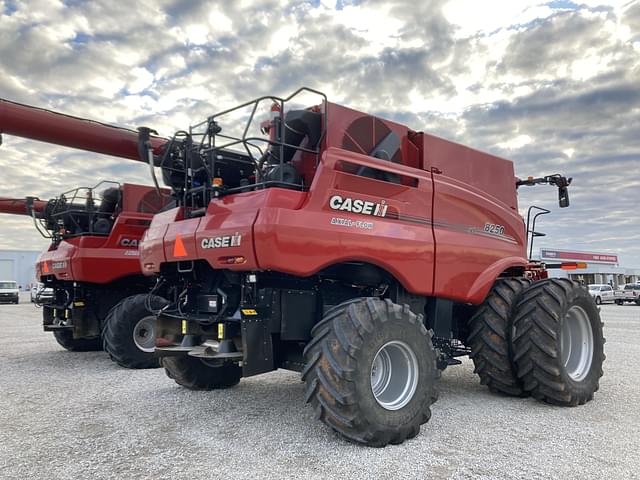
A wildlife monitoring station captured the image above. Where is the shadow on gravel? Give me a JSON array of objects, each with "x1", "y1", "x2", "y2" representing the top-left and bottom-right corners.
[{"x1": 3, "y1": 349, "x2": 108, "y2": 368}]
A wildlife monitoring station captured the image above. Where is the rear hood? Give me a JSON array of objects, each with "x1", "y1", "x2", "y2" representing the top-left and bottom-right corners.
[{"x1": 139, "y1": 189, "x2": 307, "y2": 274}]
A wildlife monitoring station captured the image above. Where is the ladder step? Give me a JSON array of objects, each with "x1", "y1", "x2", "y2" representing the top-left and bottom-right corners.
[{"x1": 154, "y1": 345, "x2": 195, "y2": 357}]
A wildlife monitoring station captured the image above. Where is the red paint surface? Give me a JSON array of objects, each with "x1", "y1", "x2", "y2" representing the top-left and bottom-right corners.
[{"x1": 140, "y1": 101, "x2": 528, "y2": 304}]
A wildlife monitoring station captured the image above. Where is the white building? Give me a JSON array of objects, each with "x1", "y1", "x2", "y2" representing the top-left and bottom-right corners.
[{"x1": 0, "y1": 250, "x2": 41, "y2": 291}]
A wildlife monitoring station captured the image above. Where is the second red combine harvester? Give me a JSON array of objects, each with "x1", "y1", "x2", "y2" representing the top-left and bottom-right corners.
[
  {"x1": 0, "y1": 100, "x2": 168, "y2": 367},
  {"x1": 127, "y1": 88, "x2": 604, "y2": 446}
]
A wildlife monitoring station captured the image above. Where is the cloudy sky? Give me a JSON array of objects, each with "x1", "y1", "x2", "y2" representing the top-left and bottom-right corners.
[{"x1": 1, "y1": 0, "x2": 639, "y2": 267}]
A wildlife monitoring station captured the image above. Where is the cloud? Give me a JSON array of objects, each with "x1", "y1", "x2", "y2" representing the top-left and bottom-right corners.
[{"x1": 0, "y1": 0, "x2": 638, "y2": 268}]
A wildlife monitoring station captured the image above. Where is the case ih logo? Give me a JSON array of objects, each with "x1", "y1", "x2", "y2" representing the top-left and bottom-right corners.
[
  {"x1": 329, "y1": 195, "x2": 388, "y2": 217},
  {"x1": 201, "y1": 233, "x2": 242, "y2": 249},
  {"x1": 120, "y1": 238, "x2": 139, "y2": 247}
]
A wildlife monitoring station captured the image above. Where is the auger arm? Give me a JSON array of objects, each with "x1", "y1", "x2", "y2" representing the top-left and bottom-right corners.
[
  {"x1": 0, "y1": 98, "x2": 166, "y2": 161},
  {"x1": 0, "y1": 196, "x2": 48, "y2": 217}
]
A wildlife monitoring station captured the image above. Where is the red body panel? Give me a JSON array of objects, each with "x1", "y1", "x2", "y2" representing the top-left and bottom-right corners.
[
  {"x1": 424, "y1": 133, "x2": 526, "y2": 302},
  {"x1": 139, "y1": 101, "x2": 528, "y2": 304},
  {"x1": 0, "y1": 98, "x2": 165, "y2": 160}
]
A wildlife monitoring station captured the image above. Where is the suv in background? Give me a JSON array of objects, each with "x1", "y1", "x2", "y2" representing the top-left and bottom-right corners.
[
  {"x1": 588, "y1": 284, "x2": 620, "y2": 305},
  {"x1": 0, "y1": 281, "x2": 19, "y2": 304},
  {"x1": 619, "y1": 284, "x2": 640, "y2": 305}
]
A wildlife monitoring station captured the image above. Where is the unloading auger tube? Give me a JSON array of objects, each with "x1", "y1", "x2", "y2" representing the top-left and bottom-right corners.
[
  {"x1": 0, "y1": 98, "x2": 166, "y2": 161},
  {"x1": 0, "y1": 197, "x2": 48, "y2": 217}
]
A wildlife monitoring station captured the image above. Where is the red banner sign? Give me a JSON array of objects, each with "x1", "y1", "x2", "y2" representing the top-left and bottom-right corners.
[{"x1": 541, "y1": 249, "x2": 618, "y2": 264}]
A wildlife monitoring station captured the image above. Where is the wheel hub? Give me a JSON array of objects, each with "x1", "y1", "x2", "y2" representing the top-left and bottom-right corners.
[
  {"x1": 560, "y1": 305, "x2": 594, "y2": 381},
  {"x1": 132, "y1": 316, "x2": 156, "y2": 353},
  {"x1": 370, "y1": 340, "x2": 419, "y2": 411}
]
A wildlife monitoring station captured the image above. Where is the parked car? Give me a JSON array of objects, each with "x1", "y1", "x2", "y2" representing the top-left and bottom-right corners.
[
  {"x1": 30, "y1": 283, "x2": 54, "y2": 303},
  {"x1": 617, "y1": 284, "x2": 640, "y2": 305},
  {"x1": 0, "y1": 280, "x2": 20, "y2": 304},
  {"x1": 587, "y1": 284, "x2": 622, "y2": 305}
]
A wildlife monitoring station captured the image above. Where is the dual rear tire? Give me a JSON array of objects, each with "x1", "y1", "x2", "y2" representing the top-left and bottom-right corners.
[{"x1": 470, "y1": 278, "x2": 605, "y2": 406}]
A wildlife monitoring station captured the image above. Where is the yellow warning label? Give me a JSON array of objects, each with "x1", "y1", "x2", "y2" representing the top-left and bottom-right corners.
[
  {"x1": 218, "y1": 323, "x2": 224, "y2": 340},
  {"x1": 241, "y1": 309, "x2": 258, "y2": 316},
  {"x1": 73, "y1": 301, "x2": 85, "y2": 307},
  {"x1": 181, "y1": 320, "x2": 187, "y2": 334}
]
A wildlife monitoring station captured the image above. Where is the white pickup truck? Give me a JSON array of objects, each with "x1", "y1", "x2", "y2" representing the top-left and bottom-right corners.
[
  {"x1": 617, "y1": 284, "x2": 640, "y2": 305},
  {"x1": 0, "y1": 280, "x2": 19, "y2": 304},
  {"x1": 588, "y1": 284, "x2": 624, "y2": 305}
]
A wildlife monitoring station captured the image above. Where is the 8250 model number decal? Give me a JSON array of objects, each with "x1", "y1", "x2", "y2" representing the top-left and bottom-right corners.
[{"x1": 484, "y1": 223, "x2": 505, "y2": 235}]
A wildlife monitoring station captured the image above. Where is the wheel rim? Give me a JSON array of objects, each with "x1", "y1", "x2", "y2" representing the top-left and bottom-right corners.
[
  {"x1": 132, "y1": 316, "x2": 156, "y2": 353},
  {"x1": 370, "y1": 340, "x2": 419, "y2": 410},
  {"x1": 560, "y1": 305, "x2": 594, "y2": 381}
]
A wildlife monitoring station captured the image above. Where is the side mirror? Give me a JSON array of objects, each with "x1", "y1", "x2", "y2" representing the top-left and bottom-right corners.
[{"x1": 558, "y1": 186, "x2": 570, "y2": 208}]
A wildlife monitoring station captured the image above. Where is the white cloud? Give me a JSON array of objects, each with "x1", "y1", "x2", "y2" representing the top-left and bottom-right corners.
[
  {"x1": 443, "y1": 0, "x2": 555, "y2": 37},
  {"x1": 127, "y1": 67, "x2": 155, "y2": 94},
  {"x1": 497, "y1": 134, "x2": 533, "y2": 150},
  {"x1": 184, "y1": 24, "x2": 210, "y2": 45},
  {"x1": 208, "y1": 8, "x2": 233, "y2": 34}
]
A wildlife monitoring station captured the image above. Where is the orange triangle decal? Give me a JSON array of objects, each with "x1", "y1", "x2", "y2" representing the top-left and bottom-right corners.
[
  {"x1": 173, "y1": 234, "x2": 187, "y2": 257},
  {"x1": 43, "y1": 262, "x2": 50, "y2": 273}
]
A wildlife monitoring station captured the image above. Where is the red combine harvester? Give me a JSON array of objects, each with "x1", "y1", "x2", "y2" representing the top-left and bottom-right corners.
[
  {"x1": 125, "y1": 88, "x2": 604, "y2": 446},
  {"x1": 0, "y1": 99, "x2": 169, "y2": 367}
]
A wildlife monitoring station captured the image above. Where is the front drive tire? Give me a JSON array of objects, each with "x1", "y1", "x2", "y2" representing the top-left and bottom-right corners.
[
  {"x1": 467, "y1": 277, "x2": 530, "y2": 396},
  {"x1": 161, "y1": 356, "x2": 242, "y2": 390},
  {"x1": 513, "y1": 279, "x2": 605, "y2": 406},
  {"x1": 302, "y1": 297, "x2": 439, "y2": 447},
  {"x1": 103, "y1": 294, "x2": 167, "y2": 369},
  {"x1": 53, "y1": 330, "x2": 102, "y2": 352}
]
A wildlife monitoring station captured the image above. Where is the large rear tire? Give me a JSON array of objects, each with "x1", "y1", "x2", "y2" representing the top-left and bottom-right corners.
[
  {"x1": 53, "y1": 330, "x2": 102, "y2": 352},
  {"x1": 161, "y1": 356, "x2": 242, "y2": 390},
  {"x1": 102, "y1": 294, "x2": 166, "y2": 369},
  {"x1": 513, "y1": 279, "x2": 605, "y2": 406},
  {"x1": 302, "y1": 297, "x2": 439, "y2": 447},
  {"x1": 467, "y1": 277, "x2": 530, "y2": 396}
]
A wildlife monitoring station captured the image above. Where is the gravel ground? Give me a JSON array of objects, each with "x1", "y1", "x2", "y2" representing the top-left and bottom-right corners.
[{"x1": 0, "y1": 295, "x2": 639, "y2": 479}]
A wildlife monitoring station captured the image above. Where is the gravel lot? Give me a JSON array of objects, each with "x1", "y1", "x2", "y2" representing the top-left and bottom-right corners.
[{"x1": 0, "y1": 295, "x2": 639, "y2": 479}]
